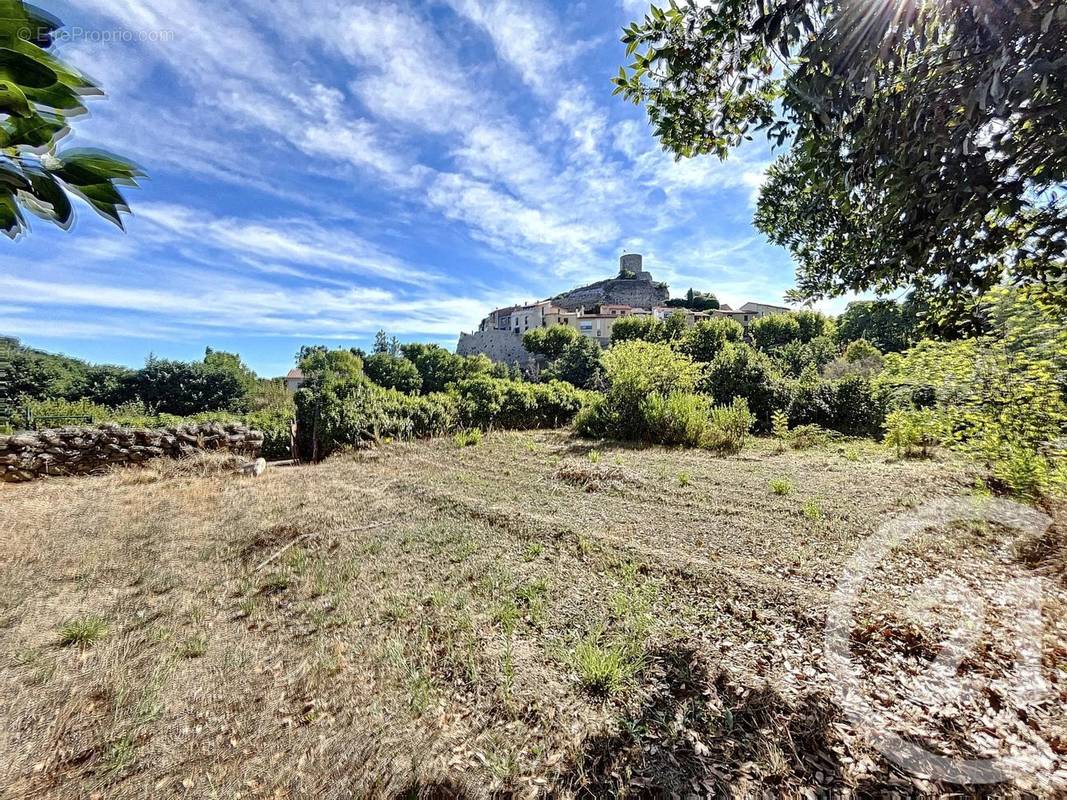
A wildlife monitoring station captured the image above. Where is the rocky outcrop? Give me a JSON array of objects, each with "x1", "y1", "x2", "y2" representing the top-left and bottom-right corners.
[
  {"x1": 551, "y1": 275, "x2": 669, "y2": 311},
  {"x1": 0, "y1": 422, "x2": 264, "y2": 483}
]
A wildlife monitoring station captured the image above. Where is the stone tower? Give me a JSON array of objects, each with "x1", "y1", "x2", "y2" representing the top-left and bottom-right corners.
[{"x1": 620, "y1": 254, "x2": 652, "y2": 282}]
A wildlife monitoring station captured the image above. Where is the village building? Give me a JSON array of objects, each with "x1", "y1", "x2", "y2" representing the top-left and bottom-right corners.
[{"x1": 458, "y1": 254, "x2": 791, "y2": 366}]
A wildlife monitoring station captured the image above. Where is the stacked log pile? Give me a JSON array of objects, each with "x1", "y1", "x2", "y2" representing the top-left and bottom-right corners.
[{"x1": 0, "y1": 422, "x2": 264, "y2": 483}]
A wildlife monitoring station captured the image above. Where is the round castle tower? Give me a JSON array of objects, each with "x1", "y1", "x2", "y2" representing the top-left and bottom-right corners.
[{"x1": 620, "y1": 254, "x2": 652, "y2": 282}]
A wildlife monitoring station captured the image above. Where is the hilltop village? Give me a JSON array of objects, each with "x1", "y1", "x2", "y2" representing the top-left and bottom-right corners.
[{"x1": 458, "y1": 254, "x2": 789, "y2": 367}]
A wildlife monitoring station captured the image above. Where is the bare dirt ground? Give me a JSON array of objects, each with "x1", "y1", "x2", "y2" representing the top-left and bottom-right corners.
[{"x1": 0, "y1": 431, "x2": 1064, "y2": 798}]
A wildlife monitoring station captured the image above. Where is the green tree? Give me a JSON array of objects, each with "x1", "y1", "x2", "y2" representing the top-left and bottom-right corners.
[
  {"x1": 523, "y1": 325, "x2": 580, "y2": 361},
  {"x1": 610, "y1": 315, "x2": 662, "y2": 345},
  {"x1": 136, "y1": 357, "x2": 246, "y2": 416},
  {"x1": 364, "y1": 352, "x2": 422, "y2": 395},
  {"x1": 203, "y1": 348, "x2": 257, "y2": 398},
  {"x1": 616, "y1": 1, "x2": 1066, "y2": 328},
  {"x1": 678, "y1": 318, "x2": 743, "y2": 363},
  {"x1": 747, "y1": 315, "x2": 801, "y2": 352},
  {"x1": 844, "y1": 339, "x2": 882, "y2": 364},
  {"x1": 0, "y1": 1, "x2": 141, "y2": 237},
  {"x1": 81, "y1": 364, "x2": 137, "y2": 406},
  {"x1": 700, "y1": 343, "x2": 783, "y2": 431},
  {"x1": 399, "y1": 344, "x2": 491, "y2": 394},
  {"x1": 666, "y1": 290, "x2": 720, "y2": 312},
  {"x1": 793, "y1": 311, "x2": 835, "y2": 343},
  {"x1": 836, "y1": 300, "x2": 921, "y2": 353},
  {"x1": 660, "y1": 311, "x2": 688, "y2": 342},
  {"x1": 543, "y1": 337, "x2": 605, "y2": 390},
  {"x1": 372, "y1": 330, "x2": 390, "y2": 355}
]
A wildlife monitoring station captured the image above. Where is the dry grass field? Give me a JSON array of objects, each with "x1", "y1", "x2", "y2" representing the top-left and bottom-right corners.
[{"x1": 0, "y1": 431, "x2": 1064, "y2": 798}]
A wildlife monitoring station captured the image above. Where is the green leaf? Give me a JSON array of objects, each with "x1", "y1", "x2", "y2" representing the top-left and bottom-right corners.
[
  {"x1": 0, "y1": 190, "x2": 25, "y2": 238},
  {"x1": 0, "y1": 110, "x2": 68, "y2": 148},
  {"x1": 19, "y1": 164, "x2": 72, "y2": 227},
  {"x1": 51, "y1": 148, "x2": 144, "y2": 185},
  {"x1": 0, "y1": 78, "x2": 32, "y2": 116},
  {"x1": 0, "y1": 47, "x2": 58, "y2": 88}
]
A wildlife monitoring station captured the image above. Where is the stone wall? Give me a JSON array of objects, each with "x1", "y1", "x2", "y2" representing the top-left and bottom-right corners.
[
  {"x1": 457, "y1": 329, "x2": 534, "y2": 368},
  {"x1": 0, "y1": 422, "x2": 265, "y2": 483}
]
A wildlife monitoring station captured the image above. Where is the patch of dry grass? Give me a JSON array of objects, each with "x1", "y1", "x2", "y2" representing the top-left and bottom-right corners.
[{"x1": 0, "y1": 431, "x2": 1062, "y2": 798}]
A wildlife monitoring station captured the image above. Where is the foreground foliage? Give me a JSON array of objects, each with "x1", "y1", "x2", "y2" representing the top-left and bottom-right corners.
[
  {"x1": 877, "y1": 286, "x2": 1067, "y2": 497},
  {"x1": 0, "y1": 1, "x2": 141, "y2": 237},
  {"x1": 617, "y1": 0, "x2": 1066, "y2": 330}
]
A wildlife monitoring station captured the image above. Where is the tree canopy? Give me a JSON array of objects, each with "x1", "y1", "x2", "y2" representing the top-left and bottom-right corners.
[
  {"x1": 616, "y1": 0, "x2": 1067, "y2": 331},
  {"x1": 0, "y1": 1, "x2": 141, "y2": 238}
]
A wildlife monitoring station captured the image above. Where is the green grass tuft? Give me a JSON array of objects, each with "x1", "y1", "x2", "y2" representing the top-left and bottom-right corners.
[
  {"x1": 572, "y1": 634, "x2": 644, "y2": 696},
  {"x1": 58, "y1": 616, "x2": 108, "y2": 648},
  {"x1": 770, "y1": 478, "x2": 792, "y2": 496}
]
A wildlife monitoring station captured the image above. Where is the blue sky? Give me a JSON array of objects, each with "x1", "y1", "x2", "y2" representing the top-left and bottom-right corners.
[{"x1": 3, "y1": 0, "x2": 836, "y2": 378}]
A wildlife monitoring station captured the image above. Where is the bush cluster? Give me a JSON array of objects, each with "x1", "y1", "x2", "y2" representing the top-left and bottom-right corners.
[
  {"x1": 294, "y1": 349, "x2": 588, "y2": 459},
  {"x1": 875, "y1": 286, "x2": 1067, "y2": 498},
  {"x1": 575, "y1": 342, "x2": 755, "y2": 452}
]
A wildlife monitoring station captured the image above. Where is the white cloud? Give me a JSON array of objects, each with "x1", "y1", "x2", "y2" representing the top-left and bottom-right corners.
[{"x1": 135, "y1": 203, "x2": 438, "y2": 286}]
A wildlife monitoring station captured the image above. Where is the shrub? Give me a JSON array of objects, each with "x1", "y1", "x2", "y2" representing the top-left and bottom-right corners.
[
  {"x1": 786, "y1": 374, "x2": 836, "y2": 428},
  {"x1": 700, "y1": 343, "x2": 784, "y2": 432},
  {"x1": 704, "y1": 398, "x2": 756, "y2": 455},
  {"x1": 595, "y1": 341, "x2": 702, "y2": 441},
  {"x1": 877, "y1": 286, "x2": 1066, "y2": 499},
  {"x1": 640, "y1": 392, "x2": 711, "y2": 447},
  {"x1": 772, "y1": 413, "x2": 789, "y2": 452},
  {"x1": 245, "y1": 402, "x2": 296, "y2": 461},
  {"x1": 993, "y1": 446, "x2": 1057, "y2": 500},
  {"x1": 785, "y1": 373, "x2": 886, "y2": 438},
  {"x1": 788, "y1": 424, "x2": 831, "y2": 450},
  {"x1": 823, "y1": 354, "x2": 885, "y2": 380},
  {"x1": 574, "y1": 395, "x2": 612, "y2": 439},
  {"x1": 363, "y1": 353, "x2": 423, "y2": 395},
  {"x1": 678, "y1": 317, "x2": 744, "y2": 362},
  {"x1": 883, "y1": 409, "x2": 941, "y2": 459},
  {"x1": 294, "y1": 355, "x2": 460, "y2": 459},
  {"x1": 453, "y1": 377, "x2": 586, "y2": 431}
]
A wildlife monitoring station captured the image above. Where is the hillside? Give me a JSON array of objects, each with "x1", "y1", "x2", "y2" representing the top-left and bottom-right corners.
[
  {"x1": 2, "y1": 431, "x2": 1062, "y2": 797},
  {"x1": 550, "y1": 274, "x2": 669, "y2": 311}
]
